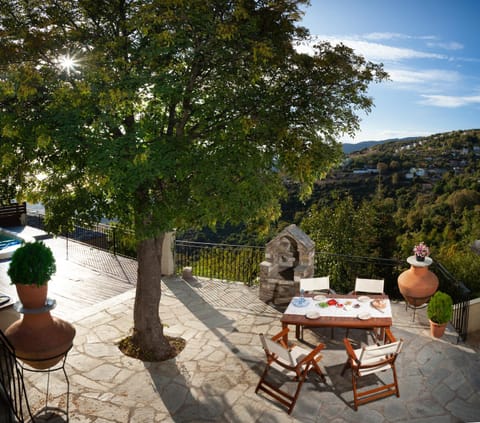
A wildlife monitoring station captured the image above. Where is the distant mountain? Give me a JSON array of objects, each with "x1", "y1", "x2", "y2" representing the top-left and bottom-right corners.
[{"x1": 342, "y1": 137, "x2": 419, "y2": 154}]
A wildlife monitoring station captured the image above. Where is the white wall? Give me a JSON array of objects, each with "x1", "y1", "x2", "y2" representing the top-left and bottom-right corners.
[{"x1": 468, "y1": 297, "x2": 480, "y2": 333}]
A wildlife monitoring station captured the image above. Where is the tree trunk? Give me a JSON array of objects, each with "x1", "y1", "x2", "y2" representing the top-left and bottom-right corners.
[{"x1": 132, "y1": 233, "x2": 174, "y2": 360}]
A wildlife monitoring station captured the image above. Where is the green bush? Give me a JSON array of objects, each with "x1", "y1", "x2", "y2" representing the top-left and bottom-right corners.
[
  {"x1": 8, "y1": 241, "x2": 56, "y2": 286},
  {"x1": 436, "y1": 247, "x2": 480, "y2": 297},
  {"x1": 427, "y1": 291, "x2": 453, "y2": 324}
]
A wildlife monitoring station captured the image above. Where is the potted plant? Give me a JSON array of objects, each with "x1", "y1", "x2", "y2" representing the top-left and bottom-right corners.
[
  {"x1": 5, "y1": 241, "x2": 75, "y2": 370},
  {"x1": 427, "y1": 291, "x2": 453, "y2": 338},
  {"x1": 413, "y1": 241, "x2": 430, "y2": 262},
  {"x1": 7, "y1": 241, "x2": 56, "y2": 309}
]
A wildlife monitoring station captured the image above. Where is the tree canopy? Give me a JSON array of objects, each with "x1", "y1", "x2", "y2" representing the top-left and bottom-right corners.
[{"x1": 0, "y1": 0, "x2": 387, "y2": 359}]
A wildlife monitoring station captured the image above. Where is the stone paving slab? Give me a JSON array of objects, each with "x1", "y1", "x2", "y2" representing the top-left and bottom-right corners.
[{"x1": 14, "y1": 275, "x2": 479, "y2": 423}]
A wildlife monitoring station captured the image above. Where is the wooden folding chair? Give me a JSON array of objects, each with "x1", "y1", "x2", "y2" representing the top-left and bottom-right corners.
[
  {"x1": 347, "y1": 277, "x2": 385, "y2": 341},
  {"x1": 352, "y1": 277, "x2": 384, "y2": 295},
  {"x1": 256, "y1": 328, "x2": 326, "y2": 414},
  {"x1": 341, "y1": 328, "x2": 403, "y2": 410},
  {"x1": 299, "y1": 276, "x2": 331, "y2": 294},
  {"x1": 299, "y1": 276, "x2": 333, "y2": 339}
]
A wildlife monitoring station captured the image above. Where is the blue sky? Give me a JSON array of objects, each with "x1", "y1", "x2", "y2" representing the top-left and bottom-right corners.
[{"x1": 298, "y1": 0, "x2": 480, "y2": 143}]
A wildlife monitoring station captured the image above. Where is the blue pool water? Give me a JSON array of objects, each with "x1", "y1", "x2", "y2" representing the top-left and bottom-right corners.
[{"x1": 0, "y1": 232, "x2": 22, "y2": 250}]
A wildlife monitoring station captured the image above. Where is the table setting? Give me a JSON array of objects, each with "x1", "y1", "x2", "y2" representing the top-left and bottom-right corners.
[{"x1": 285, "y1": 294, "x2": 392, "y2": 320}]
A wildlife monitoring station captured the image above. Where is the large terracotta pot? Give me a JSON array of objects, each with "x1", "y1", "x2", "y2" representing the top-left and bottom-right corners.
[
  {"x1": 5, "y1": 312, "x2": 76, "y2": 369},
  {"x1": 7, "y1": 282, "x2": 75, "y2": 370},
  {"x1": 398, "y1": 256, "x2": 439, "y2": 307}
]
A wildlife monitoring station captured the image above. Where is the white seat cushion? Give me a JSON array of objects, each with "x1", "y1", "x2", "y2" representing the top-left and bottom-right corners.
[{"x1": 351, "y1": 341, "x2": 402, "y2": 376}]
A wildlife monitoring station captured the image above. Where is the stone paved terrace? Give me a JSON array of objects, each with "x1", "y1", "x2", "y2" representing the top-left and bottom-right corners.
[{"x1": 1, "y1": 233, "x2": 480, "y2": 422}]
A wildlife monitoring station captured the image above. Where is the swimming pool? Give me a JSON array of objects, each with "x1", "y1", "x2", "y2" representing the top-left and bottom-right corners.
[{"x1": 0, "y1": 229, "x2": 23, "y2": 259}]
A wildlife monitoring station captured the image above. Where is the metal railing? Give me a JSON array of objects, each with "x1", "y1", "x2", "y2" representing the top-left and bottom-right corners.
[
  {"x1": 431, "y1": 261, "x2": 470, "y2": 343},
  {"x1": 0, "y1": 201, "x2": 26, "y2": 227},
  {"x1": 173, "y1": 241, "x2": 471, "y2": 341},
  {"x1": 175, "y1": 240, "x2": 264, "y2": 286},
  {"x1": 25, "y1": 213, "x2": 471, "y2": 341},
  {"x1": 313, "y1": 252, "x2": 402, "y2": 296},
  {"x1": 64, "y1": 222, "x2": 136, "y2": 258},
  {"x1": 26, "y1": 213, "x2": 137, "y2": 259}
]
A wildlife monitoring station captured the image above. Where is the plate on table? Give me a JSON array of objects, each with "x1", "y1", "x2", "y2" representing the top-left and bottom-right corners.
[
  {"x1": 305, "y1": 311, "x2": 321, "y2": 319},
  {"x1": 357, "y1": 312, "x2": 371, "y2": 320},
  {"x1": 357, "y1": 295, "x2": 371, "y2": 302},
  {"x1": 371, "y1": 299, "x2": 387, "y2": 309},
  {"x1": 292, "y1": 298, "x2": 309, "y2": 308},
  {"x1": 314, "y1": 294, "x2": 327, "y2": 301}
]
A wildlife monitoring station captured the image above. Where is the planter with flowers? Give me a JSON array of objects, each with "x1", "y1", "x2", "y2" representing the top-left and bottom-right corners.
[
  {"x1": 397, "y1": 242, "x2": 439, "y2": 308},
  {"x1": 413, "y1": 242, "x2": 430, "y2": 262}
]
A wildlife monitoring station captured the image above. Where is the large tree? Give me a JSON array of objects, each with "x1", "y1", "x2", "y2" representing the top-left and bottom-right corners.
[{"x1": 0, "y1": 0, "x2": 387, "y2": 359}]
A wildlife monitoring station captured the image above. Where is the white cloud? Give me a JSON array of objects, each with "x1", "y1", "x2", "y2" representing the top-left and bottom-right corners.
[
  {"x1": 296, "y1": 33, "x2": 479, "y2": 116},
  {"x1": 297, "y1": 35, "x2": 446, "y2": 63},
  {"x1": 388, "y1": 68, "x2": 460, "y2": 85},
  {"x1": 426, "y1": 41, "x2": 464, "y2": 51},
  {"x1": 420, "y1": 94, "x2": 480, "y2": 108},
  {"x1": 363, "y1": 32, "x2": 411, "y2": 41},
  {"x1": 361, "y1": 32, "x2": 436, "y2": 42},
  {"x1": 347, "y1": 40, "x2": 445, "y2": 62}
]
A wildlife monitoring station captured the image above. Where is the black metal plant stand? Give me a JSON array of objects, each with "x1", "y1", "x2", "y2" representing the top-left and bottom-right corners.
[
  {"x1": 9, "y1": 298, "x2": 73, "y2": 422},
  {"x1": 16, "y1": 347, "x2": 72, "y2": 422},
  {"x1": 404, "y1": 299, "x2": 428, "y2": 322}
]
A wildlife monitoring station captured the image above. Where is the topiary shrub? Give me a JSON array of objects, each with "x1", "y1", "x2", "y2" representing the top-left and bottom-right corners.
[
  {"x1": 7, "y1": 241, "x2": 56, "y2": 286},
  {"x1": 427, "y1": 291, "x2": 453, "y2": 324}
]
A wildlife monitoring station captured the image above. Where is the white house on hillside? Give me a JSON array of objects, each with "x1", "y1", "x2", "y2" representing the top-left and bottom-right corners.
[{"x1": 406, "y1": 167, "x2": 426, "y2": 179}]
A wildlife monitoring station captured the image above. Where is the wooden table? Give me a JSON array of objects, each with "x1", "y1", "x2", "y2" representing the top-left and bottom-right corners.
[{"x1": 280, "y1": 294, "x2": 392, "y2": 341}]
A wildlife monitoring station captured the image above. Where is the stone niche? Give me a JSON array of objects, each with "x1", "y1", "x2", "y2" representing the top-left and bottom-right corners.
[{"x1": 259, "y1": 224, "x2": 315, "y2": 305}]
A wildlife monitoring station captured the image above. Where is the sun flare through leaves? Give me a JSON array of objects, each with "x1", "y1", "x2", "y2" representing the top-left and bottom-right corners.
[{"x1": 57, "y1": 53, "x2": 79, "y2": 75}]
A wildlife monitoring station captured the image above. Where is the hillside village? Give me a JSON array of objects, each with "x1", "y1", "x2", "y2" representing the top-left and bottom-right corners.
[{"x1": 330, "y1": 129, "x2": 480, "y2": 189}]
